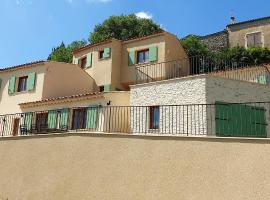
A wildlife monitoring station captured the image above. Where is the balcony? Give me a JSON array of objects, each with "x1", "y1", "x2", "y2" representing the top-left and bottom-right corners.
[{"x1": 135, "y1": 56, "x2": 270, "y2": 85}]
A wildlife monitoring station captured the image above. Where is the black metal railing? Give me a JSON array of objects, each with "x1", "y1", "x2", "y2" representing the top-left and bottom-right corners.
[
  {"x1": 135, "y1": 56, "x2": 270, "y2": 84},
  {"x1": 0, "y1": 102, "x2": 269, "y2": 138}
]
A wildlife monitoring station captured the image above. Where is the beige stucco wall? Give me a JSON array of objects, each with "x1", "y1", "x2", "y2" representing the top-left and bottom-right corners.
[
  {"x1": 228, "y1": 23, "x2": 270, "y2": 48},
  {"x1": 0, "y1": 63, "x2": 46, "y2": 115},
  {"x1": 1, "y1": 134, "x2": 270, "y2": 200},
  {"x1": 73, "y1": 32, "x2": 188, "y2": 90},
  {"x1": 73, "y1": 40, "x2": 120, "y2": 88},
  {"x1": 164, "y1": 33, "x2": 189, "y2": 76},
  {"x1": 121, "y1": 34, "x2": 166, "y2": 86},
  {"x1": 42, "y1": 62, "x2": 98, "y2": 99},
  {"x1": 0, "y1": 62, "x2": 97, "y2": 115}
]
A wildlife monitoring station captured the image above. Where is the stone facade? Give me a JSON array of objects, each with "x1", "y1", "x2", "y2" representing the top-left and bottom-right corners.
[
  {"x1": 130, "y1": 75, "x2": 270, "y2": 136},
  {"x1": 200, "y1": 31, "x2": 229, "y2": 52}
]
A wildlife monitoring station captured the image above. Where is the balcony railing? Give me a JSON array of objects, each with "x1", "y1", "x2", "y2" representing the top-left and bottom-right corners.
[
  {"x1": 135, "y1": 56, "x2": 270, "y2": 84},
  {"x1": 0, "y1": 102, "x2": 269, "y2": 138}
]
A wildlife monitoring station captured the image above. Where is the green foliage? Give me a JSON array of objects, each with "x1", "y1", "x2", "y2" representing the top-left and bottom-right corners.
[
  {"x1": 88, "y1": 14, "x2": 162, "y2": 43},
  {"x1": 48, "y1": 40, "x2": 87, "y2": 63},
  {"x1": 216, "y1": 46, "x2": 270, "y2": 65},
  {"x1": 180, "y1": 35, "x2": 210, "y2": 57}
]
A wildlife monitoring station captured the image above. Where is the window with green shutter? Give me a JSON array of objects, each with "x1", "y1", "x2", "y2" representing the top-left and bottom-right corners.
[
  {"x1": 103, "y1": 47, "x2": 111, "y2": 58},
  {"x1": 257, "y1": 75, "x2": 268, "y2": 85},
  {"x1": 86, "y1": 53, "x2": 93, "y2": 68},
  {"x1": 104, "y1": 84, "x2": 112, "y2": 92},
  {"x1": 24, "y1": 112, "x2": 33, "y2": 131},
  {"x1": 60, "y1": 108, "x2": 70, "y2": 128},
  {"x1": 85, "y1": 106, "x2": 98, "y2": 129},
  {"x1": 128, "y1": 51, "x2": 135, "y2": 66},
  {"x1": 27, "y1": 72, "x2": 36, "y2": 91},
  {"x1": 149, "y1": 46, "x2": 158, "y2": 62},
  {"x1": 8, "y1": 76, "x2": 16, "y2": 95},
  {"x1": 48, "y1": 110, "x2": 57, "y2": 129}
]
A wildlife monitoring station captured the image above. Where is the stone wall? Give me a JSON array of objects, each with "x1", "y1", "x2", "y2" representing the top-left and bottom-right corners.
[
  {"x1": 200, "y1": 31, "x2": 229, "y2": 52},
  {"x1": 130, "y1": 75, "x2": 270, "y2": 136}
]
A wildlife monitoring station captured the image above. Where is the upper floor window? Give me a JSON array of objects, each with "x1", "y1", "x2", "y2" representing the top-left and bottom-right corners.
[
  {"x1": 137, "y1": 49, "x2": 149, "y2": 64},
  {"x1": 99, "y1": 50, "x2": 105, "y2": 59},
  {"x1": 79, "y1": 57, "x2": 87, "y2": 69},
  {"x1": 246, "y1": 32, "x2": 262, "y2": 48},
  {"x1": 17, "y1": 76, "x2": 28, "y2": 92}
]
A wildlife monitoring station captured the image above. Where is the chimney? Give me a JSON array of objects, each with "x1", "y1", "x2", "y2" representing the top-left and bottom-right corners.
[{"x1": 230, "y1": 16, "x2": 236, "y2": 24}]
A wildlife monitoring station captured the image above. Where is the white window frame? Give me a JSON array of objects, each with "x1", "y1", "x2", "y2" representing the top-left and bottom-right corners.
[{"x1": 245, "y1": 31, "x2": 264, "y2": 48}]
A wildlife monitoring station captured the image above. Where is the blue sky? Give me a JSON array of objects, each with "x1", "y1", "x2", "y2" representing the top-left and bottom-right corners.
[{"x1": 0, "y1": 0, "x2": 269, "y2": 68}]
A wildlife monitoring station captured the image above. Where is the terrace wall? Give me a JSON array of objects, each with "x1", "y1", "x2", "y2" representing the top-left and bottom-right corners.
[{"x1": 0, "y1": 134, "x2": 270, "y2": 200}]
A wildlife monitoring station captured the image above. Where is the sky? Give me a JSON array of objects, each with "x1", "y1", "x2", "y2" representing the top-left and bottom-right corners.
[{"x1": 0, "y1": 0, "x2": 269, "y2": 68}]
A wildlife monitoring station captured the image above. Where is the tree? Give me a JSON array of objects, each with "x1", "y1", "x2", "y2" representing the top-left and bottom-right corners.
[
  {"x1": 88, "y1": 14, "x2": 162, "y2": 43},
  {"x1": 48, "y1": 40, "x2": 87, "y2": 63},
  {"x1": 180, "y1": 35, "x2": 210, "y2": 57}
]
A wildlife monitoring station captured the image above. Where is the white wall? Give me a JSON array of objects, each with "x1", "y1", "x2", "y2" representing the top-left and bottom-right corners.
[{"x1": 130, "y1": 75, "x2": 270, "y2": 137}]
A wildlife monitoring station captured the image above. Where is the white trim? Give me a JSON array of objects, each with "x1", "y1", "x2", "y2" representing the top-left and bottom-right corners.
[{"x1": 245, "y1": 31, "x2": 264, "y2": 48}]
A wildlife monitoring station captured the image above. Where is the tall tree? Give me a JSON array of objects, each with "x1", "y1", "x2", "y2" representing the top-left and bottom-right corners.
[
  {"x1": 180, "y1": 35, "x2": 210, "y2": 57},
  {"x1": 48, "y1": 40, "x2": 87, "y2": 63},
  {"x1": 88, "y1": 14, "x2": 162, "y2": 43}
]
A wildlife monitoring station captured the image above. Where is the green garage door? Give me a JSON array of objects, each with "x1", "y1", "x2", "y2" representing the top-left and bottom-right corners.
[{"x1": 215, "y1": 102, "x2": 267, "y2": 138}]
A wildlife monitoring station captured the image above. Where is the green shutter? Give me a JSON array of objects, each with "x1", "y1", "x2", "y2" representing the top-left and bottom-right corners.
[
  {"x1": 215, "y1": 102, "x2": 267, "y2": 138},
  {"x1": 48, "y1": 110, "x2": 57, "y2": 129},
  {"x1": 74, "y1": 58, "x2": 79, "y2": 65},
  {"x1": 60, "y1": 108, "x2": 69, "y2": 127},
  {"x1": 27, "y1": 72, "x2": 36, "y2": 91},
  {"x1": 8, "y1": 76, "x2": 16, "y2": 95},
  {"x1": 0, "y1": 79, "x2": 2, "y2": 90},
  {"x1": 85, "y1": 106, "x2": 98, "y2": 129},
  {"x1": 24, "y1": 112, "x2": 33, "y2": 131},
  {"x1": 86, "y1": 53, "x2": 93, "y2": 68},
  {"x1": 128, "y1": 51, "x2": 135, "y2": 66},
  {"x1": 257, "y1": 75, "x2": 268, "y2": 85},
  {"x1": 103, "y1": 48, "x2": 111, "y2": 58},
  {"x1": 104, "y1": 84, "x2": 112, "y2": 92},
  {"x1": 149, "y1": 46, "x2": 158, "y2": 62}
]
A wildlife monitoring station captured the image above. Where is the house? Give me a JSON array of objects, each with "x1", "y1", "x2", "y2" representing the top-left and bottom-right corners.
[
  {"x1": 199, "y1": 16, "x2": 270, "y2": 51},
  {"x1": 130, "y1": 61, "x2": 270, "y2": 137},
  {"x1": 72, "y1": 31, "x2": 189, "y2": 90},
  {"x1": 0, "y1": 31, "x2": 188, "y2": 136},
  {"x1": 0, "y1": 61, "x2": 129, "y2": 135}
]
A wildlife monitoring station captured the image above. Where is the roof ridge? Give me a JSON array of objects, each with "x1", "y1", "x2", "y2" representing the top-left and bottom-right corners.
[
  {"x1": 73, "y1": 30, "x2": 165, "y2": 54},
  {"x1": 0, "y1": 60, "x2": 45, "y2": 72},
  {"x1": 227, "y1": 15, "x2": 270, "y2": 27}
]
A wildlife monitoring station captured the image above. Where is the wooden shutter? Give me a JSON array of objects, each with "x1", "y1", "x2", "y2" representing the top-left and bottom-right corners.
[
  {"x1": 255, "y1": 32, "x2": 262, "y2": 47},
  {"x1": 85, "y1": 106, "x2": 98, "y2": 129},
  {"x1": 60, "y1": 108, "x2": 70, "y2": 127},
  {"x1": 149, "y1": 46, "x2": 158, "y2": 62},
  {"x1": 246, "y1": 34, "x2": 254, "y2": 48},
  {"x1": 128, "y1": 51, "x2": 135, "y2": 66},
  {"x1": 8, "y1": 76, "x2": 16, "y2": 95},
  {"x1": 24, "y1": 112, "x2": 33, "y2": 131},
  {"x1": 27, "y1": 72, "x2": 36, "y2": 91},
  {"x1": 86, "y1": 53, "x2": 93, "y2": 68},
  {"x1": 48, "y1": 110, "x2": 57, "y2": 129},
  {"x1": 103, "y1": 48, "x2": 111, "y2": 58}
]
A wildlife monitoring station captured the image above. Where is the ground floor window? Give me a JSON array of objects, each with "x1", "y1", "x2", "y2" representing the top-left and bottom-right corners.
[
  {"x1": 72, "y1": 108, "x2": 86, "y2": 129},
  {"x1": 149, "y1": 106, "x2": 160, "y2": 129}
]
